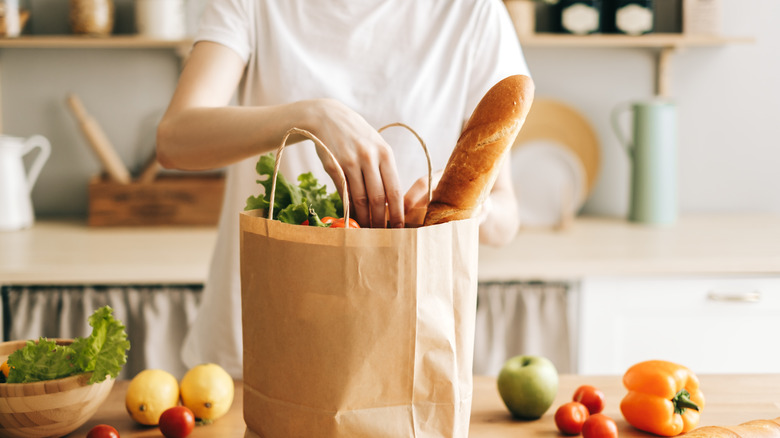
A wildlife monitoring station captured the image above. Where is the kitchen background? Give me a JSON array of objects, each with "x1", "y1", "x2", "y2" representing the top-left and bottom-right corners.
[
  {"x1": 1, "y1": 0, "x2": 779, "y2": 379},
  {"x1": 2, "y1": 0, "x2": 778, "y2": 218}
]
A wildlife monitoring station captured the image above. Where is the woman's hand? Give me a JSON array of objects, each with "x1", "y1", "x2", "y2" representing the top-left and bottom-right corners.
[
  {"x1": 404, "y1": 170, "x2": 443, "y2": 227},
  {"x1": 404, "y1": 161, "x2": 519, "y2": 246},
  {"x1": 301, "y1": 98, "x2": 404, "y2": 229}
]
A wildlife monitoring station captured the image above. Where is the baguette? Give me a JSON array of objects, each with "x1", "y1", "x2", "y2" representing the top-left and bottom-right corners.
[
  {"x1": 423, "y1": 74, "x2": 534, "y2": 226},
  {"x1": 681, "y1": 417, "x2": 780, "y2": 437}
]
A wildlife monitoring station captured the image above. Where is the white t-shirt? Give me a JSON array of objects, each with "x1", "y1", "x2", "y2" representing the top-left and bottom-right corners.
[{"x1": 181, "y1": 0, "x2": 530, "y2": 378}]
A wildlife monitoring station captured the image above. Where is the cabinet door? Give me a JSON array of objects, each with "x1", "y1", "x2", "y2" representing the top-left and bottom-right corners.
[{"x1": 577, "y1": 276, "x2": 780, "y2": 375}]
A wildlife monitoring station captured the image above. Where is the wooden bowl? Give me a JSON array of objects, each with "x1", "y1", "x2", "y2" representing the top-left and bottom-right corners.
[{"x1": 0, "y1": 339, "x2": 115, "y2": 438}]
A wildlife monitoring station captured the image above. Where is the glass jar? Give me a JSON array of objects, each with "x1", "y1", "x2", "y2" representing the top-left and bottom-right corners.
[
  {"x1": 135, "y1": 0, "x2": 186, "y2": 40},
  {"x1": 614, "y1": 0, "x2": 654, "y2": 36},
  {"x1": 504, "y1": 0, "x2": 537, "y2": 38},
  {"x1": 0, "y1": 0, "x2": 21, "y2": 37},
  {"x1": 70, "y1": 0, "x2": 114, "y2": 36},
  {"x1": 557, "y1": 0, "x2": 602, "y2": 35}
]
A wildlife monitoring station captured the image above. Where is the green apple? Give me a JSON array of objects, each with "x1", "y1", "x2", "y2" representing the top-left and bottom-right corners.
[{"x1": 497, "y1": 355, "x2": 559, "y2": 420}]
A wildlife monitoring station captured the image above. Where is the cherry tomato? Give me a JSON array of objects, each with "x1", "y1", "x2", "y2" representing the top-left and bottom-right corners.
[
  {"x1": 305, "y1": 217, "x2": 360, "y2": 228},
  {"x1": 159, "y1": 406, "x2": 195, "y2": 438},
  {"x1": 582, "y1": 413, "x2": 619, "y2": 438},
  {"x1": 323, "y1": 217, "x2": 360, "y2": 228},
  {"x1": 86, "y1": 424, "x2": 120, "y2": 438},
  {"x1": 554, "y1": 402, "x2": 590, "y2": 435},
  {"x1": 573, "y1": 384, "x2": 606, "y2": 414}
]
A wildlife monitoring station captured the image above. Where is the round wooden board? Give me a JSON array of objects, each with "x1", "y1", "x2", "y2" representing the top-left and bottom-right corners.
[{"x1": 513, "y1": 98, "x2": 601, "y2": 194}]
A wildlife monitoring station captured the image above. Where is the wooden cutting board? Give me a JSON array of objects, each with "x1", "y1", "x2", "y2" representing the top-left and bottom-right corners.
[{"x1": 513, "y1": 98, "x2": 601, "y2": 195}]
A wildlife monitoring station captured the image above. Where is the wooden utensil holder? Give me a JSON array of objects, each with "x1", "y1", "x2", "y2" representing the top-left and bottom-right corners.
[{"x1": 88, "y1": 173, "x2": 225, "y2": 226}]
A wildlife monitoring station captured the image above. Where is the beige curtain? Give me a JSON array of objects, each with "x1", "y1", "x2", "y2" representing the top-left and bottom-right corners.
[
  {"x1": 473, "y1": 281, "x2": 575, "y2": 376},
  {"x1": 2, "y1": 285, "x2": 201, "y2": 380},
  {"x1": 2, "y1": 281, "x2": 574, "y2": 380}
]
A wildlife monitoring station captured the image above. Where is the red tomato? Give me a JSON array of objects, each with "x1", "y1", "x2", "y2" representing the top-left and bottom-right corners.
[
  {"x1": 86, "y1": 424, "x2": 120, "y2": 438},
  {"x1": 328, "y1": 217, "x2": 360, "y2": 228},
  {"x1": 303, "y1": 216, "x2": 360, "y2": 228},
  {"x1": 159, "y1": 406, "x2": 195, "y2": 438},
  {"x1": 573, "y1": 384, "x2": 606, "y2": 414},
  {"x1": 582, "y1": 413, "x2": 619, "y2": 438},
  {"x1": 554, "y1": 402, "x2": 590, "y2": 435}
]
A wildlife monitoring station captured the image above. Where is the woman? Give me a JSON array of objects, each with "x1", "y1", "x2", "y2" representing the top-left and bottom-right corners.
[{"x1": 157, "y1": 0, "x2": 530, "y2": 377}]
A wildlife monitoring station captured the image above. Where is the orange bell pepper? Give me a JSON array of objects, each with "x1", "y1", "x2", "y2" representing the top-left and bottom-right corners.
[{"x1": 620, "y1": 360, "x2": 705, "y2": 436}]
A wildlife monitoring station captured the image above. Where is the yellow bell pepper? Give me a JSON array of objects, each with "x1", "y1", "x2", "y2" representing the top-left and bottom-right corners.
[
  {"x1": 620, "y1": 360, "x2": 705, "y2": 436},
  {"x1": 0, "y1": 360, "x2": 10, "y2": 380}
]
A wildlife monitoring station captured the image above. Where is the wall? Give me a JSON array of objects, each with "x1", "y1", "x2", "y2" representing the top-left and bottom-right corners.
[
  {"x1": 1, "y1": 0, "x2": 192, "y2": 217},
  {"x1": 2, "y1": 0, "x2": 778, "y2": 219},
  {"x1": 2, "y1": 49, "x2": 180, "y2": 216},
  {"x1": 526, "y1": 0, "x2": 780, "y2": 217}
]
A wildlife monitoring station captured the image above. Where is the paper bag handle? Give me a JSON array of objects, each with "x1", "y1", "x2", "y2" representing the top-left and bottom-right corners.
[
  {"x1": 269, "y1": 127, "x2": 351, "y2": 225},
  {"x1": 378, "y1": 122, "x2": 433, "y2": 204},
  {"x1": 268, "y1": 124, "x2": 432, "y2": 227}
]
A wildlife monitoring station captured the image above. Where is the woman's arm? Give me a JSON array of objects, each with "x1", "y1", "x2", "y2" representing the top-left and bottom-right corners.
[
  {"x1": 477, "y1": 159, "x2": 519, "y2": 246},
  {"x1": 157, "y1": 41, "x2": 283, "y2": 170},
  {"x1": 156, "y1": 41, "x2": 405, "y2": 228}
]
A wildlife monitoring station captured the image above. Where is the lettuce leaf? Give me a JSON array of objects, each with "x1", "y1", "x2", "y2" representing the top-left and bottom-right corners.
[
  {"x1": 71, "y1": 306, "x2": 132, "y2": 384},
  {"x1": 6, "y1": 338, "x2": 77, "y2": 383},
  {"x1": 6, "y1": 306, "x2": 130, "y2": 384},
  {"x1": 245, "y1": 153, "x2": 343, "y2": 224}
]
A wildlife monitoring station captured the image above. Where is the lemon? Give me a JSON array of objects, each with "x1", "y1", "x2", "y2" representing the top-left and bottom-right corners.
[
  {"x1": 125, "y1": 369, "x2": 180, "y2": 425},
  {"x1": 180, "y1": 363, "x2": 234, "y2": 421}
]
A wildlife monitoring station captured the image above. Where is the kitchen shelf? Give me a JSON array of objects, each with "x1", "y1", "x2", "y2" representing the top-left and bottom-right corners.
[
  {"x1": 516, "y1": 32, "x2": 754, "y2": 97},
  {"x1": 518, "y1": 32, "x2": 754, "y2": 49},
  {"x1": 0, "y1": 35, "x2": 193, "y2": 56}
]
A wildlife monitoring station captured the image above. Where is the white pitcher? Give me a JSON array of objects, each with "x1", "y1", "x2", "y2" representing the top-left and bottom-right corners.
[{"x1": 0, "y1": 135, "x2": 51, "y2": 231}]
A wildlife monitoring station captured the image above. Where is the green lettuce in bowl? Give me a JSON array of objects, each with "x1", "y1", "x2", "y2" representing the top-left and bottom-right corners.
[{"x1": 4, "y1": 305, "x2": 130, "y2": 384}]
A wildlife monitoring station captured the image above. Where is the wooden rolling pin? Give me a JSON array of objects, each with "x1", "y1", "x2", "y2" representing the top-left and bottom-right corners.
[{"x1": 66, "y1": 93, "x2": 132, "y2": 184}]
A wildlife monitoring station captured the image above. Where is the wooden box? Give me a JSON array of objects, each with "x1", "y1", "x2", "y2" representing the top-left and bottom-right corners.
[{"x1": 88, "y1": 173, "x2": 225, "y2": 226}]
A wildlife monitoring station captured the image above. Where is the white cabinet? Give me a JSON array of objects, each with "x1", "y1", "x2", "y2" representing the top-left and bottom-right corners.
[{"x1": 577, "y1": 275, "x2": 780, "y2": 375}]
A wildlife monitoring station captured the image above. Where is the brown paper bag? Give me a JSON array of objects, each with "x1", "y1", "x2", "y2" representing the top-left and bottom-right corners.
[{"x1": 240, "y1": 128, "x2": 479, "y2": 437}]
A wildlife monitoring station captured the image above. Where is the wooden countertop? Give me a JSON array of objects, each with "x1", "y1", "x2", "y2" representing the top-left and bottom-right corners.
[
  {"x1": 71, "y1": 374, "x2": 780, "y2": 437},
  {"x1": 1, "y1": 213, "x2": 778, "y2": 285},
  {"x1": 0, "y1": 220, "x2": 218, "y2": 285},
  {"x1": 480, "y1": 213, "x2": 780, "y2": 281}
]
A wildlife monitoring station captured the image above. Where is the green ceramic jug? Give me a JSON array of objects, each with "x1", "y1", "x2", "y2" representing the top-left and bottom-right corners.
[{"x1": 612, "y1": 99, "x2": 678, "y2": 225}]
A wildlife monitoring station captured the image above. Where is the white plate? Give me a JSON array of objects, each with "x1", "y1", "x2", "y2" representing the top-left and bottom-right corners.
[{"x1": 510, "y1": 140, "x2": 587, "y2": 227}]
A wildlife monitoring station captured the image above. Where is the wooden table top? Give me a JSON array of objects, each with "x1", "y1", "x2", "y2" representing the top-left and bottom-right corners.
[{"x1": 72, "y1": 374, "x2": 780, "y2": 437}]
